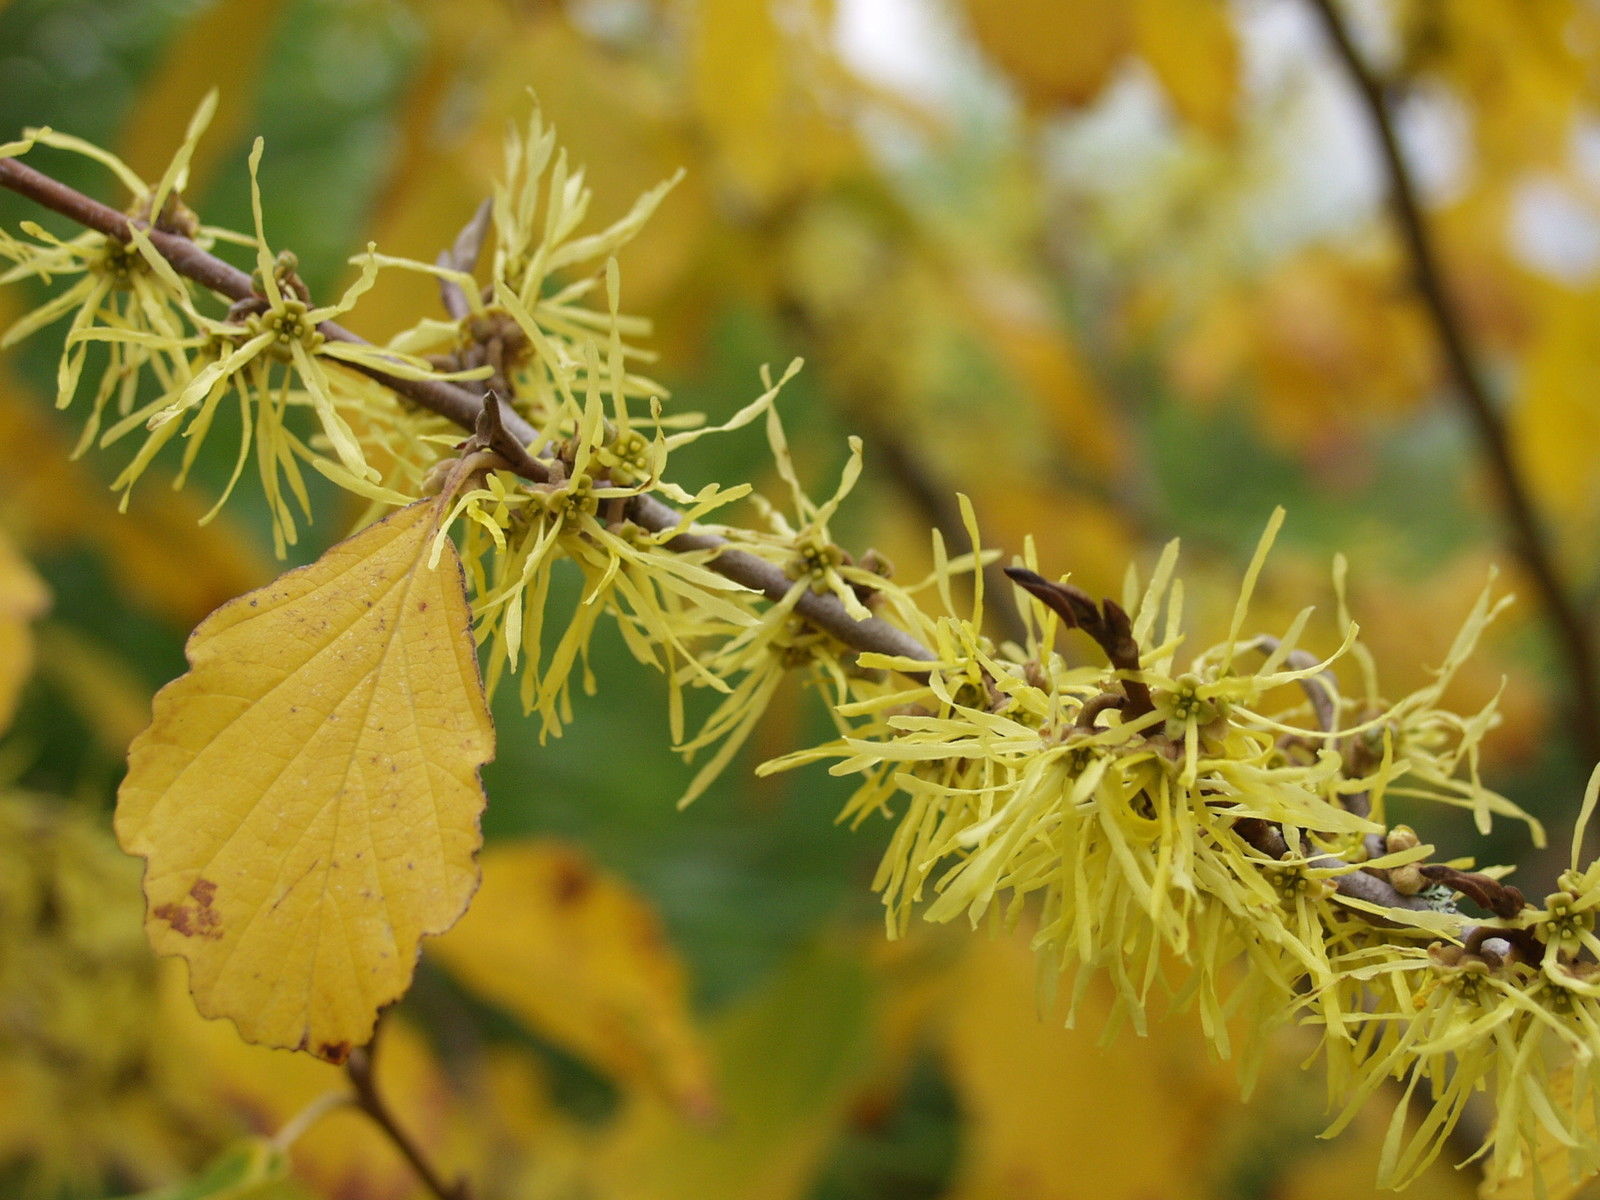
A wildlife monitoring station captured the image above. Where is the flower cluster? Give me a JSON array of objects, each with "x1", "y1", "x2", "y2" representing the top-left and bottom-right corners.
[
  {"x1": 0, "y1": 95, "x2": 480, "y2": 554},
  {"x1": 758, "y1": 512, "x2": 1600, "y2": 1188}
]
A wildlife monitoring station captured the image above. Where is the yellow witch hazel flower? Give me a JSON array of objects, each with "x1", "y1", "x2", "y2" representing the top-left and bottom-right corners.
[
  {"x1": 442, "y1": 315, "x2": 784, "y2": 747},
  {"x1": 674, "y1": 616, "x2": 859, "y2": 808},
  {"x1": 1530, "y1": 769, "x2": 1600, "y2": 987},
  {"x1": 762, "y1": 508, "x2": 1539, "y2": 1064},
  {"x1": 672, "y1": 374, "x2": 958, "y2": 807},
  {"x1": 1322, "y1": 789, "x2": 1600, "y2": 1198},
  {"x1": 375, "y1": 102, "x2": 896, "y2": 808},
  {"x1": 1331, "y1": 557, "x2": 1543, "y2": 842},
  {"x1": 377, "y1": 104, "x2": 679, "y2": 430},
  {"x1": 1, "y1": 102, "x2": 484, "y2": 555},
  {"x1": 0, "y1": 95, "x2": 225, "y2": 453},
  {"x1": 91, "y1": 140, "x2": 483, "y2": 553},
  {"x1": 733, "y1": 399, "x2": 877, "y2": 621}
]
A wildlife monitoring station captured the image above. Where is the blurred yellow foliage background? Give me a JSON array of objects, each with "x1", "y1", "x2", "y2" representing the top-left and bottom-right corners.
[{"x1": 3, "y1": 0, "x2": 1600, "y2": 1196}]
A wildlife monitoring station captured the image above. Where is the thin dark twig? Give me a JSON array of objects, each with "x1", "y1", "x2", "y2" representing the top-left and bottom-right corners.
[
  {"x1": 474, "y1": 389, "x2": 547, "y2": 480},
  {"x1": 1305, "y1": 0, "x2": 1600, "y2": 766},
  {"x1": 346, "y1": 1042, "x2": 469, "y2": 1200}
]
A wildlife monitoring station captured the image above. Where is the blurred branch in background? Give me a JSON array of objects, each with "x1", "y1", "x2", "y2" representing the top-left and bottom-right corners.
[{"x1": 1307, "y1": 0, "x2": 1600, "y2": 768}]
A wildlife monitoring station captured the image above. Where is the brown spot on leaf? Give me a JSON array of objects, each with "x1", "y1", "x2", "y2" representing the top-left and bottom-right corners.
[
  {"x1": 153, "y1": 877, "x2": 223, "y2": 940},
  {"x1": 315, "y1": 1040, "x2": 352, "y2": 1064},
  {"x1": 550, "y1": 855, "x2": 593, "y2": 906}
]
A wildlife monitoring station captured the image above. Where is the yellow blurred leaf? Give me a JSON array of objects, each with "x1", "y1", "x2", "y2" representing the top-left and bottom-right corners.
[
  {"x1": 1400, "y1": 0, "x2": 1589, "y2": 170},
  {"x1": 1435, "y1": 182, "x2": 1540, "y2": 358},
  {"x1": 1513, "y1": 286, "x2": 1600, "y2": 522},
  {"x1": 116, "y1": 500, "x2": 494, "y2": 1061},
  {"x1": 35, "y1": 623, "x2": 154, "y2": 756},
  {"x1": 0, "y1": 524, "x2": 47, "y2": 736},
  {"x1": 116, "y1": 0, "x2": 289, "y2": 196},
  {"x1": 690, "y1": 0, "x2": 790, "y2": 205},
  {"x1": 428, "y1": 839, "x2": 717, "y2": 1118},
  {"x1": 961, "y1": 0, "x2": 1132, "y2": 110},
  {"x1": 1133, "y1": 0, "x2": 1240, "y2": 135},
  {"x1": 688, "y1": 0, "x2": 856, "y2": 208},
  {"x1": 465, "y1": 1047, "x2": 607, "y2": 1196},
  {"x1": 936, "y1": 929, "x2": 1232, "y2": 1200},
  {"x1": 0, "y1": 793, "x2": 209, "y2": 1189},
  {"x1": 1171, "y1": 247, "x2": 1436, "y2": 446},
  {"x1": 593, "y1": 943, "x2": 875, "y2": 1200},
  {"x1": 0, "y1": 367, "x2": 272, "y2": 626}
]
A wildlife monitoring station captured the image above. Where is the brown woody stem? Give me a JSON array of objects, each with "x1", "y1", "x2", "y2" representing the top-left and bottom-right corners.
[
  {"x1": 1232, "y1": 817, "x2": 1437, "y2": 915},
  {"x1": 1305, "y1": 0, "x2": 1600, "y2": 766},
  {"x1": 346, "y1": 1041, "x2": 469, "y2": 1200}
]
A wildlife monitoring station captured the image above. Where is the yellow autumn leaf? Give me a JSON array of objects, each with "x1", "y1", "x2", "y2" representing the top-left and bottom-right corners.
[
  {"x1": 1513, "y1": 285, "x2": 1600, "y2": 523},
  {"x1": 0, "y1": 524, "x2": 48, "y2": 736},
  {"x1": 116, "y1": 499, "x2": 494, "y2": 1062},
  {"x1": 690, "y1": 0, "x2": 789, "y2": 206},
  {"x1": 687, "y1": 0, "x2": 856, "y2": 208},
  {"x1": 592, "y1": 942, "x2": 876, "y2": 1200},
  {"x1": 1399, "y1": 0, "x2": 1588, "y2": 171},
  {"x1": 1133, "y1": 0, "x2": 1240, "y2": 135},
  {"x1": 0, "y1": 791, "x2": 216, "y2": 1189},
  {"x1": 116, "y1": 0, "x2": 288, "y2": 197},
  {"x1": 427, "y1": 839, "x2": 716, "y2": 1119},
  {"x1": 960, "y1": 0, "x2": 1132, "y2": 110},
  {"x1": 936, "y1": 928, "x2": 1235, "y2": 1200},
  {"x1": 1170, "y1": 246, "x2": 1436, "y2": 446}
]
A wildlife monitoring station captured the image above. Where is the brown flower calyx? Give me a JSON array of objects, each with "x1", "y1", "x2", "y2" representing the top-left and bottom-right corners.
[
  {"x1": 1004, "y1": 567, "x2": 1154, "y2": 720},
  {"x1": 1419, "y1": 864, "x2": 1527, "y2": 920}
]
